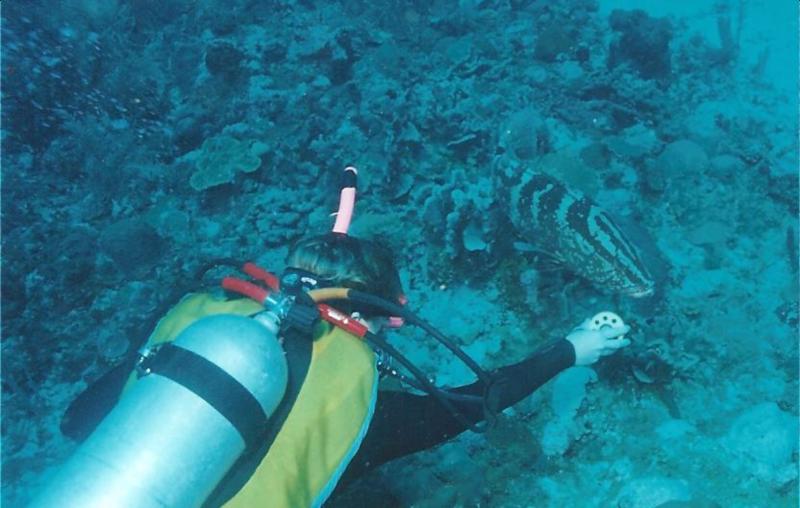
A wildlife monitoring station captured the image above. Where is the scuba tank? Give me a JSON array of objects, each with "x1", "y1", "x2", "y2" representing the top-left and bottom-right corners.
[{"x1": 30, "y1": 313, "x2": 288, "y2": 508}]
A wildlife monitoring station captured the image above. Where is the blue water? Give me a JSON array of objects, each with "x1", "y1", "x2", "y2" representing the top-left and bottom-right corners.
[{"x1": 1, "y1": 1, "x2": 797, "y2": 506}]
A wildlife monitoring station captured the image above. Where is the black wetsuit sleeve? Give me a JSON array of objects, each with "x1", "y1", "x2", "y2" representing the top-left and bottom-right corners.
[{"x1": 341, "y1": 338, "x2": 575, "y2": 482}]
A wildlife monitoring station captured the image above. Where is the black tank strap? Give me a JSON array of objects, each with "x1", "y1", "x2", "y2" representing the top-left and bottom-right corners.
[
  {"x1": 139, "y1": 343, "x2": 268, "y2": 450},
  {"x1": 203, "y1": 329, "x2": 313, "y2": 508}
]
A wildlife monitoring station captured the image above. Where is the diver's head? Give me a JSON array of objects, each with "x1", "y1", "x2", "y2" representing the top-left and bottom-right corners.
[{"x1": 286, "y1": 232, "x2": 405, "y2": 321}]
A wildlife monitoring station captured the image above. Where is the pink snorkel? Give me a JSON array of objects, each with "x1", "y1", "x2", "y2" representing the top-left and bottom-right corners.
[
  {"x1": 332, "y1": 166, "x2": 358, "y2": 234},
  {"x1": 331, "y1": 166, "x2": 406, "y2": 328}
]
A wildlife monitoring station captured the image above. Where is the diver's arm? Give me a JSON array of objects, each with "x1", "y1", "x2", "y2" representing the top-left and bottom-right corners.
[{"x1": 340, "y1": 338, "x2": 575, "y2": 483}]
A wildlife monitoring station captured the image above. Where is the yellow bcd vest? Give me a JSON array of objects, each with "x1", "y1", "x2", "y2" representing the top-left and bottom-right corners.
[{"x1": 126, "y1": 292, "x2": 378, "y2": 508}]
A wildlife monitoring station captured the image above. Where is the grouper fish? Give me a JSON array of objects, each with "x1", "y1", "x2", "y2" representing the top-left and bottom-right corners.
[{"x1": 499, "y1": 167, "x2": 655, "y2": 298}]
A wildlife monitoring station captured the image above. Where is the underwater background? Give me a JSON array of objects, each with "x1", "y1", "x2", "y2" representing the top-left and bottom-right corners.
[{"x1": 1, "y1": 0, "x2": 798, "y2": 507}]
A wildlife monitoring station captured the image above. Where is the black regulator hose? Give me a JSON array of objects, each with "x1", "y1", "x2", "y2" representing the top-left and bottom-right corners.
[
  {"x1": 307, "y1": 287, "x2": 500, "y2": 431},
  {"x1": 363, "y1": 330, "x2": 489, "y2": 434},
  {"x1": 347, "y1": 290, "x2": 495, "y2": 386},
  {"x1": 345, "y1": 290, "x2": 501, "y2": 431}
]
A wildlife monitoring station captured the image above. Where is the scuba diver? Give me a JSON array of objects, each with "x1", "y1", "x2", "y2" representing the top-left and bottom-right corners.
[{"x1": 36, "y1": 167, "x2": 630, "y2": 508}]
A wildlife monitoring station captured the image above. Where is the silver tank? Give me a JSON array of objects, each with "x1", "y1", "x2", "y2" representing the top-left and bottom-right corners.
[{"x1": 30, "y1": 313, "x2": 288, "y2": 508}]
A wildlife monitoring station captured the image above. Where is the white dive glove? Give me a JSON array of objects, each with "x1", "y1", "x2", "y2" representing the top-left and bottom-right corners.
[{"x1": 566, "y1": 317, "x2": 631, "y2": 366}]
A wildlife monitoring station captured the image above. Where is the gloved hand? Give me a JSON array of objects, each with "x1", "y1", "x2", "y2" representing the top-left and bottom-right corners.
[{"x1": 566, "y1": 318, "x2": 631, "y2": 366}]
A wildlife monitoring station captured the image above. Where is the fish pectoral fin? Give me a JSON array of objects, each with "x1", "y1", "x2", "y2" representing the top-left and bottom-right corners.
[{"x1": 528, "y1": 251, "x2": 566, "y2": 272}]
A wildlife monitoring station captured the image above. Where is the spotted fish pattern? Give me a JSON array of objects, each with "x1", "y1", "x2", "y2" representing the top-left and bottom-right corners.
[{"x1": 502, "y1": 169, "x2": 654, "y2": 297}]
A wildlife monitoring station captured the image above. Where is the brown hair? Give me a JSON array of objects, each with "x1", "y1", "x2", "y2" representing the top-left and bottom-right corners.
[{"x1": 286, "y1": 233, "x2": 403, "y2": 315}]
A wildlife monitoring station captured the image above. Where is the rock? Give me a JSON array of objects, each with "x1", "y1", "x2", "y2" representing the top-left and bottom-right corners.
[
  {"x1": 653, "y1": 139, "x2": 709, "y2": 178},
  {"x1": 767, "y1": 172, "x2": 799, "y2": 215},
  {"x1": 608, "y1": 9, "x2": 673, "y2": 81},
  {"x1": 655, "y1": 419, "x2": 696, "y2": 441},
  {"x1": 552, "y1": 366, "x2": 597, "y2": 418},
  {"x1": 615, "y1": 476, "x2": 691, "y2": 508},
  {"x1": 642, "y1": 158, "x2": 667, "y2": 194},
  {"x1": 725, "y1": 402, "x2": 798, "y2": 476},
  {"x1": 500, "y1": 107, "x2": 549, "y2": 160},
  {"x1": 685, "y1": 221, "x2": 731, "y2": 246},
  {"x1": 608, "y1": 124, "x2": 660, "y2": 159},
  {"x1": 580, "y1": 142, "x2": 611, "y2": 169},
  {"x1": 539, "y1": 149, "x2": 600, "y2": 196},
  {"x1": 534, "y1": 25, "x2": 573, "y2": 62},
  {"x1": 205, "y1": 42, "x2": 245, "y2": 81},
  {"x1": 709, "y1": 154, "x2": 744, "y2": 177},
  {"x1": 541, "y1": 367, "x2": 597, "y2": 456},
  {"x1": 99, "y1": 218, "x2": 164, "y2": 277},
  {"x1": 774, "y1": 301, "x2": 798, "y2": 328}
]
